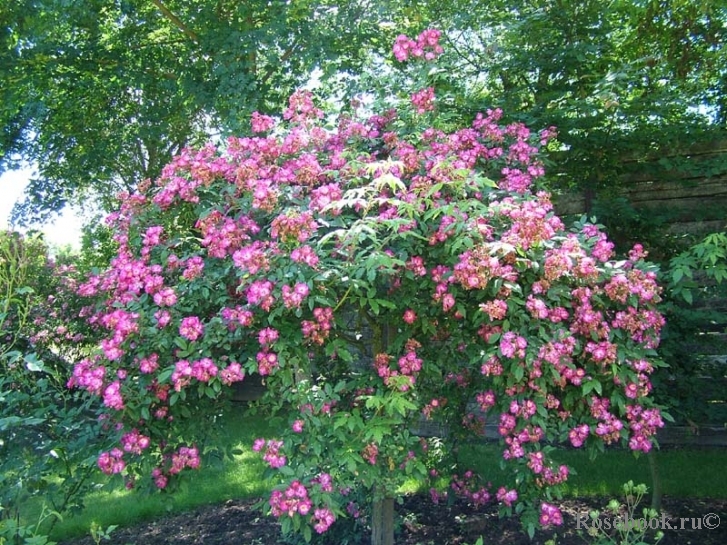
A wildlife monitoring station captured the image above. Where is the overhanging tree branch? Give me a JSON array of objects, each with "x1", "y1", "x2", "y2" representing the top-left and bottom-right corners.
[
  {"x1": 260, "y1": 43, "x2": 299, "y2": 87},
  {"x1": 150, "y1": 0, "x2": 199, "y2": 43}
]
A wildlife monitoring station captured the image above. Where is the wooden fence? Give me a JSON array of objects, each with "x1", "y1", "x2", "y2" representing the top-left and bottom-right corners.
[
  {"x1": 553, "y1": 139, "x2": 727, "y2": 237},
  {"x1": 553, "y1": 139, "x2": 727, "y2": 441}
]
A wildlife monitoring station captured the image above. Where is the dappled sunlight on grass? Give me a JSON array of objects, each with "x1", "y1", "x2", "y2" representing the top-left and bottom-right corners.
[
  {"x1": 48, "y1": 405, "x2": 275, "y2": 542},
  {"x1": 45, "y1": 408, "x2": 727, "y2": 542},
  {"x1": 50, "y1": 450, "x2": 272, "y2": 542}
]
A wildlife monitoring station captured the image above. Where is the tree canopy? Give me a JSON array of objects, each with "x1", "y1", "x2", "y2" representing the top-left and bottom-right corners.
[
  {"x1": 386, "y1": 0, "x2": 727, "y2": 203},
  {"x1": 3, "y1": 1, "x2": 725, "y2": 225},
  {"x1": 0, "y1": 0, "x2": 398, "y2": 222}
]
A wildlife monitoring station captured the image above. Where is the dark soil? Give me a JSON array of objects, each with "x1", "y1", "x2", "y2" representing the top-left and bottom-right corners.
[{"x1": 59, "y1": 495, "x2": 727, "y2": 545}]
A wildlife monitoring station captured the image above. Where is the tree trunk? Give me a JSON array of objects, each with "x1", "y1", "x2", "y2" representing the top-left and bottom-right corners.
[
  {"x1": 648, "y1": 450, "x2": 662, "y2": 511},
  {"x1": 370, "y1": 321, "x2": 395, "y2": 545},
  {"x1": 371, "y1": 496, "x2": 395, "y2": 545}
]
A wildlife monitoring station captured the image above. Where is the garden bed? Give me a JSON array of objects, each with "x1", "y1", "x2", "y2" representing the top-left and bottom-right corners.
[{"x1": 58, "y1": 494, "x2": 727, "y2": 545}]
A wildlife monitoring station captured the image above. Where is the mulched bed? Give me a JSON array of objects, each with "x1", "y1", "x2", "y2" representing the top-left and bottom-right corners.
[{"x1": 59, "y1": 494, "x2": 727, "y2": 545}]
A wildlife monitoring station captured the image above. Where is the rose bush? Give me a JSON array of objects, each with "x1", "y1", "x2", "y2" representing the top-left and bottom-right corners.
[{"x1": 72, "y1": 29, "x2": 667, "y2": 543}]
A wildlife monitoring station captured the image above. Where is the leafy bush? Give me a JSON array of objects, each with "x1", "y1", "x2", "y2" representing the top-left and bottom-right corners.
[
  {"x1": 72, "y1": 29, "x2": 668, "y2": 542},
  {"x1": 0, "y1": 231, "x2": 109, "y2": 544},
  {"x1": 655, "y1": 232, "x2": 727, "y2": 425}
]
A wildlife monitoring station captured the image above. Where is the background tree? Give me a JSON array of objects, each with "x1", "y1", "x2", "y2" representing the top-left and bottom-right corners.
[
  {"x1": 4, "y1": 0, "x2": 724, "y2": 227},
  {"x1": 0, "y1": 0, "x2": 399, "y2": 223},
  {"x1": 361, "y1": 0, "x2": 726, "y2": 212}
]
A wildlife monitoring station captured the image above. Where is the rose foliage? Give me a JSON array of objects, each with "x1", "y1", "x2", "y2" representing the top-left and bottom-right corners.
[{"x1": 72, "y1": 30, "x2": 667, "y2": 538}]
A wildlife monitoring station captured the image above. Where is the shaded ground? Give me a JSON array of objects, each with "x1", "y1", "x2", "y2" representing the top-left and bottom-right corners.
[{"x1": 59, "y1": 495, "x2": 726, "y2": 545}]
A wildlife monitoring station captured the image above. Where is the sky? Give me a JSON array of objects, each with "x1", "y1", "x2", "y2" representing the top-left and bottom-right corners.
[{"x1": 0, "y1": 168, "x2": 85, "y2": 249}]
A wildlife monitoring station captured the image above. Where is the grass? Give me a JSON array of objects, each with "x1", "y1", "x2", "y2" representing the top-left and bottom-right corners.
[
  {"x1": 45, "y1": 408, "x2": 275, "y2": 542},
  {"x1": 49, "y1": 449, "x2": 270, "y2": 541},
  {"x1": 41, "y1": 407, "x2": 727, "y2": 543},
  {"x1": 458, "y1": 442, "x2": 727, "y2": 498}
]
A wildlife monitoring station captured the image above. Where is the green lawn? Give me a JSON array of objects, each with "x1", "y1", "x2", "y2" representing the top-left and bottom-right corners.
[
  {"x1": 45, "y1": 408, "x2": 274, "y2": 542},
  {"x1": 45, "y1": 408, "x2": 727, "y2": 543},
  {"x1": 459, "y1": 442, "x2": 727, "y2": 498},
  {"x1": 49, "y1": 448, "x2": 269, "y2": 540}
]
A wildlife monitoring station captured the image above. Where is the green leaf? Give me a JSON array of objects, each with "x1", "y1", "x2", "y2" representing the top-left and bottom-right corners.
[
  {"x1": 583, "y1": 380, "x2": 602, "y2": 396},
  {"x1": 24, "y1": 354, "x2": 45, "y2": 373},
  {"x1": 475, "y1": 175, "x2": 498, "y2": 188},
  {"x1": 0, "y1": 416, "x2": 45, "y2": 430},
  {"x1": 278, "y1": 465, "x2": 295, "y2": 477},
  {"x1": 346, "y1": 456, "x2": 358, "y2": 473},
  {"x1": 158, "y1": 368, "x2": 174, "y2": 383}
]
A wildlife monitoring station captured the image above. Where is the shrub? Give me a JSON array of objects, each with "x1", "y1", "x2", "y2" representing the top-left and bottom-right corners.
[
  {"x1": 72, "y1": 29, "x2": 668, "y2": 542},
  {"x1": 1, "y1": 231, "x2": 109, "y2": 543}
]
